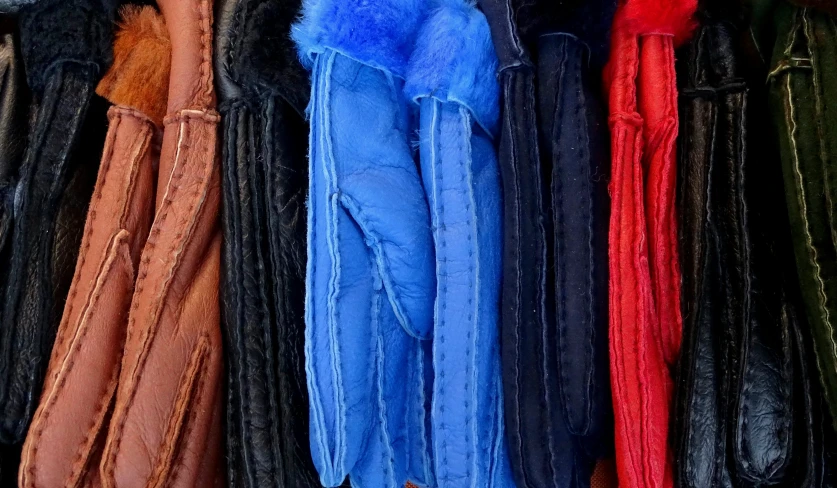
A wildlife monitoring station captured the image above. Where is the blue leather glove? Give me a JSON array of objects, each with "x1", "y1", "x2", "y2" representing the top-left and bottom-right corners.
[
  {"x1": 404, "y1": 2, "x2": 514, "y2": 487},
  {"x1": 293, "y1": 1, "x2": 435, "y2": 486}
]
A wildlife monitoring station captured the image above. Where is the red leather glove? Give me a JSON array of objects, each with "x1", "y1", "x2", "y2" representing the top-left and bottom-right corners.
[{"x1": 604, "y1": 1, "x2": 696, "y2": 487}]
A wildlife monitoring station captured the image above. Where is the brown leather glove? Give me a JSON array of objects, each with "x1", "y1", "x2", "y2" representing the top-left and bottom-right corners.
[
  {"x1": 99, "y1": 0, "x2": 224, "y2": 485},
  {"x1": 19, "y1": 7, "x2": 170, "y2": 487}
]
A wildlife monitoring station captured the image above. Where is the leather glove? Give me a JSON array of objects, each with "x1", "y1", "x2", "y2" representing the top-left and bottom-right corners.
[
  {"x1": 18, "y1": 7, "x2": 170, "y2": 487},
  {"x1": 293, "y1": 0, "x2": 436, "y2": 485},
  {"x1": 477, "y1": 0, "x2": 615, "y2": 486},
  {"x1": 215, "y1": 0, "x2": 319, "y2": 486},
  {"x1": 99, "y1": 0, "x2": 224, "y2": 485},
  {"x1": 675, "y1": 6, "x2": 815, "y2": 485},
  {"x1": 604, "y1": 0, "x2": 696, "y2": 486},
  {"x1": 768, "y1": 0, "x2": 837, "y2": 440},
  {"x1": 0, "y1": 0, "x2": 115, "y2": 446},
  {"x1": 403, "y1": 1, "x2": 513, "y2": 486},
  {"x1": 0, "y1": 17, "x2": 28, "y2": 289}
]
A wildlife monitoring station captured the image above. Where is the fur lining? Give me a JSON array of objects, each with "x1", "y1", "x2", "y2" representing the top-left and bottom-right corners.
[
  {"x1": 615, "y1": 0, "x2": 697, "y2": 46},
  {"x1": 514, "y1": 0, "x2": 617, "y2": 65},
  {"x1": 96, "y1": 6, "x2": 171, "y2": 126},
  {"x1": 19, "y1": 0, "x2": 118, "y2": 93},
  {"x1": 218, "y1": 0, "x2": 309, "y2": 114},
  {"x1": 404, "y1": 0, "x2": 499, "y2": 136},
  {"x1": 292, "y1": 0, "x2": 427, "y2": 77}
]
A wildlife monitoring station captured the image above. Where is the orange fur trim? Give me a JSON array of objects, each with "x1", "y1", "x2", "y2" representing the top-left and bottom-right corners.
[{"x1": 96, "y1": 6, "x2": 171, "y2": 125}]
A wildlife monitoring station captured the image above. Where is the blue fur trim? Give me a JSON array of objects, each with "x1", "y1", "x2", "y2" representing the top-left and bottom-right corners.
[
  {"x1": 404, "y1": 0, "x2": 499, "y2": 136},
  {"x1": 292, "y1": 0, "x2": 427, "y2": 77}
]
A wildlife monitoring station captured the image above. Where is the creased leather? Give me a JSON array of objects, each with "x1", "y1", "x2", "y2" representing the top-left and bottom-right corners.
[
  {"x1": 0, "y1": 0, "x2": 115, "y2": 445},
  {"x1": 604, "y1": 0, "x2": 696, "y2": 486},
  {"x1": 477, "y1": 0, "x2": 615, "y2": 486},
  {"x1": 769, "y1": 0, "x2": 837, "y2": 444},
  {"x1": 403, "y1": 1, "x2": 514, "y2": 487},
  {"x1": 674, "y1": 8, "x2": 816, "y2": 486},
  {"x1": 215, "y1": 0, "x2": 319, "y2": 486},
  {"x1": 0, "y1": 18, "x2": 28, "y2": 302},
  {"x1": 19, "y1": 106, "x2": 159, "y2": 488},
  {"x1": 293, "y1": 1, "x2": 436, "y2": 486},
  {"x1": 99, "y1": 0, "x2": 224, "y2": 486}
]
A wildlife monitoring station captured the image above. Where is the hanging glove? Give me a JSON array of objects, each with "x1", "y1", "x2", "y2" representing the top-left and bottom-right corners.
[
  {"x1": 0, "y1": 0, "x2": 115, "y2": 445},
  {"x1": 768, "y1": 0, "x2": 837, "y2": 441},
  {"x1": 404, "y1": 1, "x2": 513, "y2": 486},
  {"x1": 604, "y1": 0, "x2": 696, "y2": 486},
  {"x1": 99, "y1": 0, "x2": 225, "y2": 485},
  {"x1": 477, "y1": 0, "x2": 615, "y2": 485},
  {"x1": 215, "y1": 0, "x2": 319, "y2": 485},
  {"x1": 675, "y1": 4, "x2": 811, "y2": 485},
  {"x1": 18, "y1": 7, "x2": 170, "y2": 487},
  {"x1": 293, "y1": 0, "x2": 435, "y2": 486},
  {"x1": 0, "y1": 17, "x2": 28, "y2": 291}
]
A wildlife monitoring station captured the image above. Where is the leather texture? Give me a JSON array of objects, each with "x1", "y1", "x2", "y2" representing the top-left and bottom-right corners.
[
  {"x1": 0, "y1": 0, "x2": 114, "y2": 446},
  {"x1": 99, "y1": 0, "x2": 225, "y2": 485},
  {"x1": 293, "y1": 1, "x2": 436, "y2": 486},
  {"x1": 477, "y1": 0, "x2": 615, "y2": 486},
  {"x1": 18, "y1": 6, "x2": 172, "y2": 486},
  {"x1": 0, "y1": 18, "x2": 28, "y2": 307},
  {"x1": 215, "y1": 0, "x2": 320, "y2": 486},
  {"x1": 403, "y1": 1, "x2": 513, "y2": 486},
  {"x1": 769, "y1": 0, "x2": 837, "y2": 441},
  {"x1": 603, "y1": 0, "x2": 696, "y2": 486},
  {"x1": 674, "y1": 6, "x2": 827, "y2": 486}
]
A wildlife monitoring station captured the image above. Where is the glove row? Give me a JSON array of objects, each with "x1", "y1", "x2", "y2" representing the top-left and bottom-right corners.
[{"x1": 0, "y1": 0, "x2": 833, "y2": 487}]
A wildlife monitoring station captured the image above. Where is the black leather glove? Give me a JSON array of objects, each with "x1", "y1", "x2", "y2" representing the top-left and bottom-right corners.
[
  {"x1": 215, "y1": 0, "x2": 319, "y2": 486},
  {"x1": 675, "y1": 3, "x2": 830, "y2": 485},
  {"x1": 477, "y1": 1, "x2": 615, "y2": 486},
  {"x1": 0, "y1": 0, "x2": 114, "y2": 445},
  {"x1": 0, "y1": 18, "x2": 28, "y2": 287}
]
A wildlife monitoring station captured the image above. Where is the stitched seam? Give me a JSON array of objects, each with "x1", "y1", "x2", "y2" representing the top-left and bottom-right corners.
[
  {"x1": 22, "y1": 231, "x2": 130, "y2": 488},
  {"x1": 458, "y1": 106, "x2": 479, "y2": 488},
  {"x1": 373, "y1": 290, "x2": 397, "y2": 487},
  {"x1": 429, "y1": 100, "x2": 449, "y2": 482},
  {"x1": 148, "y1": 334, "x2": 210, "y2": 487},
  {"x1": 102, "y1": 114, "x2": 216, "y2": 482}
]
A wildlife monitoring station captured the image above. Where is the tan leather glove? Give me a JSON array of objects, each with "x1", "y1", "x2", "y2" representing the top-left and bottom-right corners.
[
  {"x1": 99, "y1": 0, "x2": 224, "y2": 485},
  {"x1": 19, "y1": 7, "x2": 169, "y2": 487}
]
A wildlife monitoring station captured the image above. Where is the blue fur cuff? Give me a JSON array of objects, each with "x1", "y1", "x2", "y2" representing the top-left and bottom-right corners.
[
  {"x1": 292, "y1": 0, "x2": 427, "y2": 77},
  {"x1": 404, "y1": 0, "x2": 500, "y2": 137}
]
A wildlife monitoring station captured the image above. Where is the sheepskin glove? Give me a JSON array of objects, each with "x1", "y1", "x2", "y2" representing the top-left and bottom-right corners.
[
  {"x1": 404, "y1": 1, "x2": 514, "y2": 487},
  {"x1": 603, "y1": 0, "x2": 696, "y2": 486},
  {"x1": 477, "y1": 0, "x2": 616, "y2": 485},
  {"x1": 0, "y1": 0, "x2": 115, "y2": 445},
  {"x1": 293, "y1": 0, "x2": 437, "y2": 486},
  {"x1": 215, "y1": 0, "x2": 321, "y2": 485}
]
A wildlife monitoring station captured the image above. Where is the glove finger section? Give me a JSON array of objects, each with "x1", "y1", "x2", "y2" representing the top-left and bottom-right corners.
[
  {"x1": 326, "y1": 52, "x2": 434, "y2": 341},
  {"x1": 20, "y1": 231, "x2": 133, "y2": 488},
  {"x1": 539, "y1": 33, "x2": 611, "y2": 449},
  {"x1": 305, "y1": 50, "x2": 377, "y2": 487},
  {"x1": 20, "y1": 106, "x2": 158, "y2": 488},
  {"x1": 769, "y1": 7, "x2": 837, "y2": 432}
]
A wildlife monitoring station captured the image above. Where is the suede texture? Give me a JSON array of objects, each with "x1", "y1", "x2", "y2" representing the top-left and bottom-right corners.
[{"x1": 477, "y1": 0, "x2": 616, "y2": 487}]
